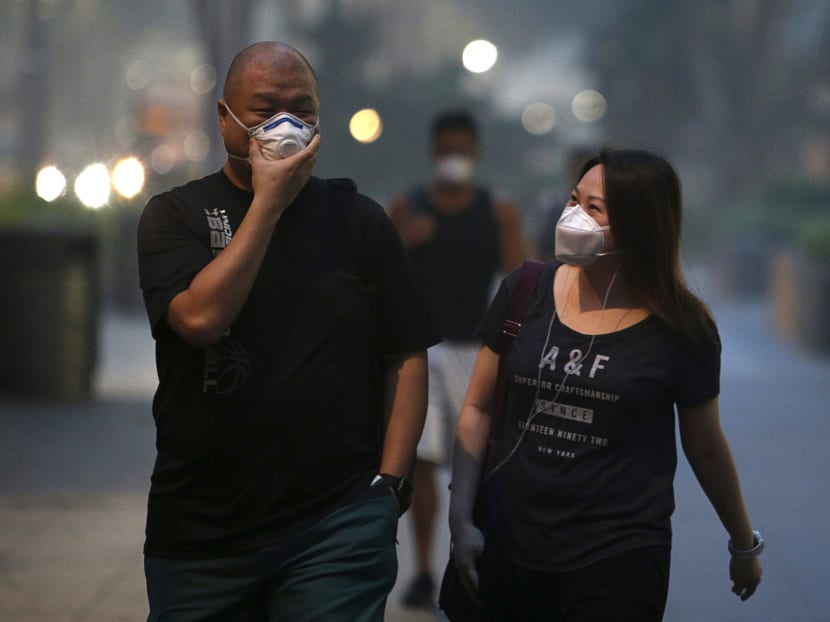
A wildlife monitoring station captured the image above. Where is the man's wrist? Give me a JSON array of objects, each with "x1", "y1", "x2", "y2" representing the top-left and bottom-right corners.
[{"x1": 374, "y1": 473, "x2": 413, "y2": 516}]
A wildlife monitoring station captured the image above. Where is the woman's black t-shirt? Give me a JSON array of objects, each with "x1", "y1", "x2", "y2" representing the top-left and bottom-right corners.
[
  {"x1": 137, "y1": 172, "x2": 439, "y2": 558},
  {"x1": 477, "y1": 263, "x2": 720, "y2": 572}
]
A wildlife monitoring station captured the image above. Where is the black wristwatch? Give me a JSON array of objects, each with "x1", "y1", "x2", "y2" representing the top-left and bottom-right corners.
[{"x1": 375, "y1": 473, "x2": 413, "y2": 516}]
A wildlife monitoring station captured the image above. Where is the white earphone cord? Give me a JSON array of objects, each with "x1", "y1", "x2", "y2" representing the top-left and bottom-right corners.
[{"x1": 484, "y1": 268, "x2": 619, "y2": 479}]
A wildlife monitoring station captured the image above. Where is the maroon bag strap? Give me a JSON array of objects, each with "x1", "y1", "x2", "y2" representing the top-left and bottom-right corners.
[{"x1": 486, "y1": 260, "x2": 544, "y2": 460}]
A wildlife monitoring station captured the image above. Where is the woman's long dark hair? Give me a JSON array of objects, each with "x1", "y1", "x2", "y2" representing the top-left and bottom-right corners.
[{"x1": 579, "y1": 148, "x2": 716, "y2": 349}]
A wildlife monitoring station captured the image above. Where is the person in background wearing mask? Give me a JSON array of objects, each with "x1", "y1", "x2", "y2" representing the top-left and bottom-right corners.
[
  {"x1": 388, "y1": 109, "x2": 525, "y2": 608},
  {"x1": 137, "y1": 41, "x2": 439, "y2": 621},
  {"x1": 449, "y1": 149, "x2": 763, "y2": 621}
]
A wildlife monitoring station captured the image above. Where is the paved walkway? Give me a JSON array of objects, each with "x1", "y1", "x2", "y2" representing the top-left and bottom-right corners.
[{"x1": 1, "y1": 275, "x2": 829, "y2": 620}]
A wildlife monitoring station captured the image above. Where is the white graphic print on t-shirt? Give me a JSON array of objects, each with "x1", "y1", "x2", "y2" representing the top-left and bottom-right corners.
[
  {"x1": 539, "y1": 345, "x2": 610, "y2": 379},
  {"x1": 204, "y1": 207, "x2": 233, "y2": 256},
  {"x1": 201, "y1": 207, "x2": 249, "y2": 394},
  {"x1": 515, "y1": 343, "x2": 619, "y2": 460}
]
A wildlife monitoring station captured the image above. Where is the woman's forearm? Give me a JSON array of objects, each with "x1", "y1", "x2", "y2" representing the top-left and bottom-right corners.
[
  {"x1": 679, "y1": 402, "x2": 756, "y2": 550},
  {"x1": 685, "y1": 435, "x2": 755, "y2": 549},
  {"x1": 448, "y1": 404, "x2": 491, "y2": 532}
]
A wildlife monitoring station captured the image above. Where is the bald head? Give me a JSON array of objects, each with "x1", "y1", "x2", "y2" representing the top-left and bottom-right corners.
[
  {"x1": 217, "y1": 41, "x2": 320, "y2": 168},
  {"x1": 223, "y1": 41, "x2": 318, "y2": 101}
]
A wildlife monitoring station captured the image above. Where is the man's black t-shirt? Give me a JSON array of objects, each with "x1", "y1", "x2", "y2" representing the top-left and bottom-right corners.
[
  {"x1": 477, "y1": 263, "x2": 720, "y2": 571},
  {"x1": 137, "y1": 171, "x2": 439, "y2": 558}
]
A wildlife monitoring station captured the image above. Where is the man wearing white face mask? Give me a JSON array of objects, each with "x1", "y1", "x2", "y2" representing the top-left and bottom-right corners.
[
  {"x1": 137, "y1": 42, "x2": 439, "y2": 621},
  {"x1": 223, "y1": 102, "x2": 318, "y2": 161},
  {"x1": 388, "y1": 109, "x2": 526, "y2": 608}
]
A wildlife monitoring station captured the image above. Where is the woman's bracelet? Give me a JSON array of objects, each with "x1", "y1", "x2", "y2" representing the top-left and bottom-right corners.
[{"x1": 728, "y1": 530, "x2": 764, "y2": 559}]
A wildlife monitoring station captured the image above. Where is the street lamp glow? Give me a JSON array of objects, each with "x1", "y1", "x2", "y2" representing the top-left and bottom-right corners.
[
  {"x1": 74, "y1": 163, "x2": 111, "y2": 209},
  {"x1": 349, "y1": 108, "x2": 383, "y2": 143},
  {"x1": 112, "y1": 157, "x2": 145, "y2": 199},
  {"x1": 462, "y1": 39, "x2": 498, "y2": 73},
  {"x1": 35, "y1": 166, "x2": 67, "y2": 202},
  {"x1": 571, "y1": 90, "x2": 607, "y2": 122}
]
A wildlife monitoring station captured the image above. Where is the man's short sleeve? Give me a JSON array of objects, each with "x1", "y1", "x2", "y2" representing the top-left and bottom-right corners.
[
  {"x1": 357, "y1": 195, "x2": 441, "y2": 354},
  {"x1": 137, "y1": 192, "x2": 213, "y2": 338}
]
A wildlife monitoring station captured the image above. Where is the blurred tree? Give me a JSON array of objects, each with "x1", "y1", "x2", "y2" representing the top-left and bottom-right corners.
[
  {"x1": 16, "y1": 0, "x2": 60, "y2": 185},
  {"x1": 282, "y1": 1, "x2": 381, "y2": 178},
  {"x1": 189, "y1": 0, "x2": 256, "y2": 170},
  {"x1": 188, "y1": 0, "x2": 386, "y2": 177},
  {"x1": 280, "y1": 1, "x2": 520, "y2": 201},
  {"x1": 589, "y1": 0, "x2": 830, "y2": 210}
]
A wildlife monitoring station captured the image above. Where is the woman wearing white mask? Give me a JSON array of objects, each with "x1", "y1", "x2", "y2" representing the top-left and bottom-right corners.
[{"x1": 447, "y1": 149, "x2": 762, "y2": 621}]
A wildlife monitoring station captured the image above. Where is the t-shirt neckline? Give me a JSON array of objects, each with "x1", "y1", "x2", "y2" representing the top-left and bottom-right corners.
[
  {"x1": 546, "y1": 263, "x2": 655, "y2": 339},
  {"x1": 552, "y1": 311, "x2": 655, "y2": 339}
]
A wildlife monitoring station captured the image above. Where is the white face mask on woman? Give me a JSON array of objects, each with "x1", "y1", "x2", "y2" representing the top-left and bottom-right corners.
[
  {"x1": 225, "y1": 104, "x2": 317, "y2": 161},
  {"x1": 554, "y1": 204, "x2": 614, "y2": 266}
]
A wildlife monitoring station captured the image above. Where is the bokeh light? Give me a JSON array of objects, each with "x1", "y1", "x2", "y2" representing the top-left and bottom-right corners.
[
  {"x1": 462, "y1": 39, "x2": 498, "y2": 73},
  {"x1": 349, "y1": 108, "x2": 383, "y2": 143},
  {"x1": 74, "y1": 163, "x2": 111, "y2": 209},
  {"x1": 521, "y1": 102, "x2": 557, "y2": 135},
  {"x1": 125, "y1": 60, "x2": 151, "y2": 91},
  {"x1": 112, "y1": 157, "x2": 145, "y2": 199},
  {"x1": 571, "y1": 90, "x2": 607, "y2": 122},
  {"x1": 190, "y1": 64, "x2": 217, "y2": 95},
  {"x1": 35, "y1": 166, "x2": 67, "y2": 202},
  {"x1": 150, "y1": 144, "x2": 177, "y2": 174},
  {"x1": 184, "y1": 130, "x2": 211, "y2": 162}
]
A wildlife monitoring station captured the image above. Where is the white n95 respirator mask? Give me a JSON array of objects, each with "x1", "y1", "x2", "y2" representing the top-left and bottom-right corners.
[
  {"x1": 225, "y1": 104, "x2": 317, "y2": 161},
  {"x1": 434, "y1": 155, "x2": 475, "y2": 184},
  {"x1": 555, "y1": 204, "x2": 614, "y2": 266}
]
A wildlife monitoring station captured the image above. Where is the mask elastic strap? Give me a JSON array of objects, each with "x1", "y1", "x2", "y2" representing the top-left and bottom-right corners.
[
  {"x1": 223, "y1": 102, "x2": 251, "y2": 134},
  {"x1": 224, "y1": 103, "x2": 253, "y2": 162}
]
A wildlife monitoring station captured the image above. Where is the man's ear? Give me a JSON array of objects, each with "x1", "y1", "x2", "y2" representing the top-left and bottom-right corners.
[{"x1": 217, "y1": 100, "x2": 228, "y2": 136}]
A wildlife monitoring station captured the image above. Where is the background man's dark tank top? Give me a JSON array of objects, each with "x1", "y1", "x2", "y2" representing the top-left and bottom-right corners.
[{"x1": 406, "y1": 187, "x2": 501, "y2": 342}]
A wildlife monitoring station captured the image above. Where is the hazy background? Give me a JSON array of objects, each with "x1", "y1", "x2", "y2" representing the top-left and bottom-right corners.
[
  {"x1": 0, "y1": 3, "x2": 829, "y2": 620},
  {"x1": 2, "y1": 0, "x2": 829, "y2": 255}
]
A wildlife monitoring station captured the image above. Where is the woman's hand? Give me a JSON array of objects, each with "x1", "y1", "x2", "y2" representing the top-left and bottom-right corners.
[
  {"x1": 730, "y1": 556, "x2": 762, "y2": 601},
  {"x1": 452, "y1": 523, "x2": 485, "y2": 604}
]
